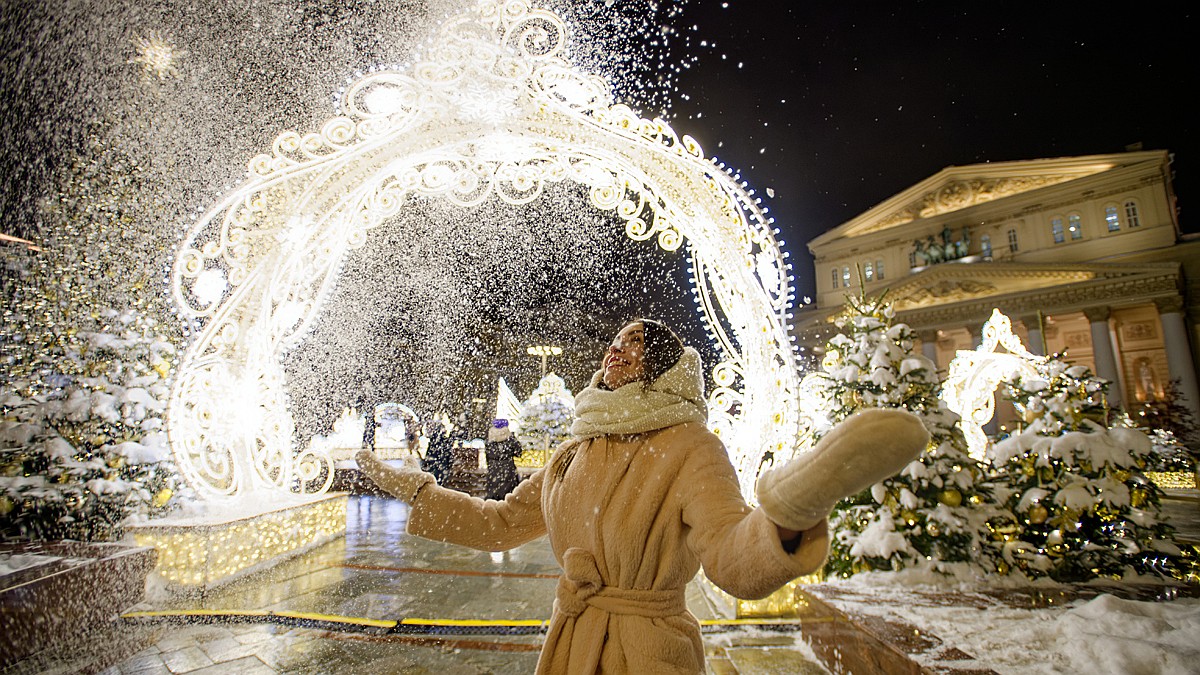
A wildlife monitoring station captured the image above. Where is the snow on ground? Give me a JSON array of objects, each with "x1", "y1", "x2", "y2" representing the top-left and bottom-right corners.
[
  {"x1": 0, "y1": 553, "x2": 61, "y2": 576},
  {"x1": 817, "y1": 570, "x2": 1200, "y2": 675}
]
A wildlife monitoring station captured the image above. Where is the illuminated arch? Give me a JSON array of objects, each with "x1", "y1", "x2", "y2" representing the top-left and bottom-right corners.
[
  {"x1": 167, "y1": 0, "x2": 802, "y2": 499},
  {"x1": 942, "y1": 309, "x2": 1044, "y2": 460}
]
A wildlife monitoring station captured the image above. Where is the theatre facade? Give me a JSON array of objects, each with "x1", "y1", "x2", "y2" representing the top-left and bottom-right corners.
[{"x1": 791, "y1": 149, "x2": 1200, "y2": 422}]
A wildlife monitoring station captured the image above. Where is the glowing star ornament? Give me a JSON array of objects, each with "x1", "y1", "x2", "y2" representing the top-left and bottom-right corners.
[
  {"x1": 129, "y1": 33, "x2": 185, "y2": 81},
  {"x1": 167, "y1": 0, "x2": 802, "y2": 500}
]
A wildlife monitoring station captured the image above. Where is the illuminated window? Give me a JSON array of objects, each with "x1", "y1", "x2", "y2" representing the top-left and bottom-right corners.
[
  {"x1": 981, "y1": 234, "x2": 992, "y2": 258},
  {"x1": 1068, "y1": 213, "x2": 1083, "y2": 240},
  {"x1": 842, "y1": 266, "x2": 851, "y2": 287},
  {"x1": 1051, "y1": 218, "x2": 1065, "y2": 244},
  {"x1": 831, "y1": 268, "x2": 839, "y2": 289},
  {"x1": 1007, "y1": 228, "x2": 1019, "y2": 252},
  {"x1": 1105, "y1": 205, "x2": 1120, "y2": 232},
  {"x1": 876, "y1": 260, "x2": 885, "y2": 280},
  {"x1": 1125, "y1": 200, "x2": 1140, "y2": 227},
  {"x1": 864, "y1": 262, "x2": 874, "y2": 281}
]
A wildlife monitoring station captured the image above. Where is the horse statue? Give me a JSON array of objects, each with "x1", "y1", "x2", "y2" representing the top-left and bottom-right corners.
[
  {"x1": 925, "y1": 235, "x2": 945, "y2": 264},
  {"x1": 954, "y1": 226, "x2": 971, "y2": 259},
  {"x1": 912, "y1": 239, "x2": 928, "y2": 266}
]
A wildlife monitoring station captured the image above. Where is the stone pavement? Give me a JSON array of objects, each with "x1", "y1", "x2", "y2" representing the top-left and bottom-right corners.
[
  {"x1": 3, "y1": 496, "x2": 833, "y2": 675},
  {"x1": 8, "y1": 491, "x2": 1199, "y2": 675}
]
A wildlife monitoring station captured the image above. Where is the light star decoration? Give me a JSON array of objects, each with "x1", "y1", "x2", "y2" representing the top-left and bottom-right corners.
[{"x1": 130, "y1": 33, "x2": 185, "y2": 80}]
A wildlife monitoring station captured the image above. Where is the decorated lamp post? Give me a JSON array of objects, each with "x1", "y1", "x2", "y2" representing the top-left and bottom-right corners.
[{"x1": 527, "y1": 345, "x2": 562, "y2": 379}]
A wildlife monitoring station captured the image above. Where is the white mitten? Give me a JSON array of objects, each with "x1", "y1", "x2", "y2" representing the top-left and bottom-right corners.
[
  {"x1": 757, "y1": 408, "x2": 930, "y2": 531},
  {"x1": 356, "y1": 450, "x2": 435, "y2": 503}
]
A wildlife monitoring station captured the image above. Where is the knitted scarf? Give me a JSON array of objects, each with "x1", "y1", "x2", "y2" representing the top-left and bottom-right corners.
[{"x1": 569, "y1": 346, "x2": 708, "y2": 439}]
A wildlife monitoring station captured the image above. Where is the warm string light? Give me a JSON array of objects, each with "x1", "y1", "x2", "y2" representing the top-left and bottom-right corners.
[{"x1": 129, "y1": 495, "x2": 347, "y2": 589}]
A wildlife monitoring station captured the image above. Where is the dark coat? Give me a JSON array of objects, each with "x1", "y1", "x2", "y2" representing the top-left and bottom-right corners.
[
  {"x1": 484, "y1": 436, "x2": 523, "y2": 500},
  {"x1": 422, "y1": 428, "x2": 453, "y2": 484}
]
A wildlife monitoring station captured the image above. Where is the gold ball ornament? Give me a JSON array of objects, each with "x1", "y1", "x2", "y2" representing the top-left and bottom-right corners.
[
  {"x1": 996, "y1": 560, "x2": 1010, "y2": 575},
  {"x1": 1131, "y1": 488, "x2": 1149, "y2": 508},
  {"x1": 152, "y1": 488, "x2": 173, "y2": 509},
  {"x1": 1028, "y1": 504, "x2": 1049, "y2": 524},
  {"x1": 153, "y1": 360, "x2": 171, "y2": 379},
  {"x1": 900, "y1": 509, "x2": 918, "y2": 526},
  {"x1": 938, "y1": 488, "x2": 963, "y2": 507}
]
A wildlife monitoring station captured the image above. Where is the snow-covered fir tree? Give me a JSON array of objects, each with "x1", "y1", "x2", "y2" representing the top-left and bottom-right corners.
[
  {"x1": 802, "y1": 292, "x2": 1001, "y2": 577},
  {"x1": 989, "y1": 357, "x2": 1183, "y2": 581},
  {"x1": 1, "y1": 307, "x2": 190, "y2": 541},
  {"x1": 1130, "y1": 381, "x2": 1200, "y2": 464},
  {"x1": 518, "y1": 373, "x2": 575, "y2": 456},
  {"x1": 0, "y1": 119, "x2": 190, "y2": 541}
]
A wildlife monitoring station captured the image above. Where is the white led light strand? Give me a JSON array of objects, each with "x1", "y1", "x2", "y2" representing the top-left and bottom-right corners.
[{"x1": 167, "y1": 0, "x2": 802, "y2": 498}]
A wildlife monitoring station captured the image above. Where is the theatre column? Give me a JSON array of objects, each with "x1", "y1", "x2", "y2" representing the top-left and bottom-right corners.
[
  {"x1": 1154, "y1": 296, "x2": 1200, "y2": 418},
  {"x1": 918, "y1": 329, "x2": 939, "y2": 370},
  {"x1": 1019, "y1": 314, "x2": 1045, "y2": 356},
  {"x1": 1083, "y1": 306, "x2": 1122, "y2": 410},
  {"x1": 965, "y1": 323, "x2": 983, "y2": 350}
]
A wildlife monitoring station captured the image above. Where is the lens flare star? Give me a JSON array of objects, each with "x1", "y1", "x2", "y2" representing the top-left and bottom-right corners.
[{"x1": 130, "y1": 33, "x2": 184, "y2": 80}]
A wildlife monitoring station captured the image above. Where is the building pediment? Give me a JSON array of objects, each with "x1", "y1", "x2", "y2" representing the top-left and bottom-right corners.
[{"x1": 811, "y1": 151, "x2": 1168, "y2": 246}]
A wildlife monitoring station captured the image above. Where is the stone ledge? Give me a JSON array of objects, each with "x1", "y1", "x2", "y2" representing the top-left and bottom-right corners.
[{"x1": 0, "y1": 540, "x2": 157, "y2": 668}]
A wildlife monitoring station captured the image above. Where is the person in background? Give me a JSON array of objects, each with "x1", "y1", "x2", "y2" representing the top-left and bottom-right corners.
[
  {"x1": 358, "y1": 318, "x2": 928, "y2": 673},
  {"x1": 420, "y1": 419, "x2": 453, "y2": 485},
  {"x1": 484, "y1": 419, "x2": 523, "y2": 500}
]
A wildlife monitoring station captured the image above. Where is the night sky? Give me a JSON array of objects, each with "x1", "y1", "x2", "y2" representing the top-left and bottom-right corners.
[{"x1": 658, "y1": 2, "x2": 1196, "y2": 303}]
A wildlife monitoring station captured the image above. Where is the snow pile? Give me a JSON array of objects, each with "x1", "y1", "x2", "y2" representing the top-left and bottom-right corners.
[{"x1": 816, "y1": 571, "x2": 1200, "y2": 675}]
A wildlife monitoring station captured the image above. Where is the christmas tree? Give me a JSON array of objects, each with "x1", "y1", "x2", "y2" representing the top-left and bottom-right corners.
[
  {"x1": 517, "y1": 373, "x2": 575, "y2": 464},
  {"x1": 988, "y1": 357, "x2": 1183, "y2": 581},
  {"x1": 1130, "y1": 380, "x2": 1200, "y2": 463},
  {"x1": 804, "y1": 291, "x2": 1001, "y2": 577},
  {"x1": 1, "y1": 307, "x2": 190, "y2": 541},
  {"x1": 0, "y1": 118, "x2": 190, "y2": 541}
]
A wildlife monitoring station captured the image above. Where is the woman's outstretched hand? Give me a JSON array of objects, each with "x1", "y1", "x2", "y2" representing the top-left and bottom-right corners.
[
  {"x1": 757, "y1": 409, "x2": 931, "y2": 533},
  {"x1": 355, "y1": 449, "x2": 436, "y2": 503}
]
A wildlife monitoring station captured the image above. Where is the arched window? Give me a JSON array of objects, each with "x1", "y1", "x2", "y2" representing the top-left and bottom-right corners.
[
  {"x1": 1068, "y1": 213, "x2": 1083, "y2": 240},
  {"x1": 876, "y1": 259, "x2": 885, "y2": 280},
  {"x1": 1051, "y1": 217, "x2": 1065, "y2": 244},
  {"x1": 981, "y1": 234, "x2": 992, "y2": 258},
  {"x1": 842, "y1": 266, "x2": 851, "y2": 288},
  {"x1": 1105, "y1": 205, "x2": 1120, "y2": 232},
  {"x1": 832, "y1": 267, "x2": 839, "y2": 289},
  {"x1": 1125, "y1": 200, "x2": 1141, "y2": 227},
  {"x1": 1007, "y1": 228, "x2": 1019, "y2": 252},
  {"x1": 864, "y1": 261, "x2": 874, "y2": 281}
]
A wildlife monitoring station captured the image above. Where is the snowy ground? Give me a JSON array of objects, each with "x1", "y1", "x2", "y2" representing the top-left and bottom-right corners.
[{"x1": 813, "y1": 571, "x2": 1200, "y2": 675}]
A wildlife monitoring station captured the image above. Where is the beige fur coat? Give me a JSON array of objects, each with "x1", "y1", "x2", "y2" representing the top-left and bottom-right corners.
[{"x1": 406, "y1": 421, "x2": 829, "y2": 673}]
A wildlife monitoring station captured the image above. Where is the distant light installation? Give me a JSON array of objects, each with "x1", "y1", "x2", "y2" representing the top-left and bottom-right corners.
[{"x1": 168, "y1": 0, "x2": 803, "y2": 500}]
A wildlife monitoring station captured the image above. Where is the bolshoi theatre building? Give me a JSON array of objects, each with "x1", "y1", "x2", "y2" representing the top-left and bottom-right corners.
[{"x1": 791, "y1": 149, "x2": 1200, "y2": 424}]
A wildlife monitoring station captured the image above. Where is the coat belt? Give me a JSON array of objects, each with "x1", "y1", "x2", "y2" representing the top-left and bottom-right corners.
[{"x1": 554, "y1": 547, "x2": 686, "y2": 619}]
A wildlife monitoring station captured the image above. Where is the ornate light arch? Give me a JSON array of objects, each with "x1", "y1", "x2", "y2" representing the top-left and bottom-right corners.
[
  {"x1": 167, "y1": 0, "x2": 801, "y2": 499},
  {"x1": 942, "y1": 309, "x2": 1044, "y2": 460}
]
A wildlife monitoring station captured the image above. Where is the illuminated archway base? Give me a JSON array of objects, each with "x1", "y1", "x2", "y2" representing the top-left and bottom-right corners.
[{"x1": 167, "y1": 1, "x2": 803, "y2": 500}]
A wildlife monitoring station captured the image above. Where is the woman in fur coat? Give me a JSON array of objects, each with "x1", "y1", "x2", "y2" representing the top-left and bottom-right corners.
[{"x1": 358, "y1": 319, "x2": 929, "y2": 673}]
